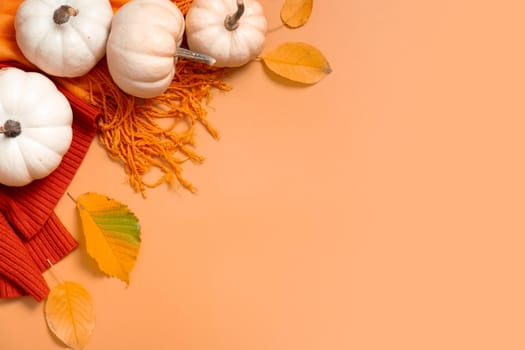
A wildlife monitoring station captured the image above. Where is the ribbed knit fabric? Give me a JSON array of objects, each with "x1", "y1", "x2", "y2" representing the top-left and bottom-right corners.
[
  {"x1": 0, "y1": 87, "x2": 98, "y2": 239},
  {"x1": 0, "y1": 277, "x2": 24, "y2": 298},
  {"x1": 0, "y1": 212, "x2": 78, "y2": 300},
  {"x1": 0, "y1": 63, "x2": 100, "y2": 301},
  {"x1": 24, "y1": 212, "x2": 79, "y2": 271},
  {"x1": 0, "y1": 214, "x2": 49, "y2": 301}
]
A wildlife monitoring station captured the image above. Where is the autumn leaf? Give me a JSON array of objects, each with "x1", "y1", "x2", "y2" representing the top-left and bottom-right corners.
[
  {"x1": 75, "y1": 192, "x2": 141, "y2": 284},
  {"x1": 281, "y1": 0, "x2": 313, "y2": 28},
  {"x1": 45, "y1": 281, "x2": 95, "y2": 350},
  {"x1": 261, "y1": 42, "x2": 332, "y2": 84}
]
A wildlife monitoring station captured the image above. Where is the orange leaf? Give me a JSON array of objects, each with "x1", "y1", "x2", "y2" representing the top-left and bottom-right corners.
[
  {"x1": 281, "y1": 0, "x2": 313, "y2": 28},
  {"x1": 45, "y1": 281, "x2": 95, "y2": 350},
  {"x1": 261, "y1": 42, "x2": 332, "y2": 84},
  {"x1": 76, "y1": 192, "x2": 141, "y2": 285}
]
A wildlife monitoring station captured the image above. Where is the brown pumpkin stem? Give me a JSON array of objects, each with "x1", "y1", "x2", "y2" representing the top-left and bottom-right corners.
[
  {"x1": 224, "y1": 0, "x2": 245, "y2": 31},
  {"x1": 53, "y1": 5, "x2": 79, "y2": 24},
  {"x1": 0, "y1": 120, "x2": 21, "y2": 138},
  {"x1": 176, "y1": 47, "x2": 216, "y2": 66}
]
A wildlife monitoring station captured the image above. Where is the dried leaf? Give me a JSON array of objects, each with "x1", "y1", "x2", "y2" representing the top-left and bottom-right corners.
[
  {"x1": 76, "y1": 192, "x2": 141, "y2": 284},
  {"x1": 281, "y1": 0, "x2": 313, "y2": 28},
  {"x1": 261, "y1": 42, "x2": 332, "y2": 84},
  {"x1": 45, "y1": 281, "x2": 95, "y2": 350}
]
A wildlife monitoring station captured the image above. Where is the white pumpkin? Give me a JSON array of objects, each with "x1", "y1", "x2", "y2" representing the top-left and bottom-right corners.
[
  {"x1": 185, "y1": 0, "x2": 267, "y2": 67},
  {"x1": 15, "y1": 0, "x2": 113, "y2": 77},
  {"x1": 0, "y1": 67, "x2": 73, "y2": 187},
  {"x1": 106, "y1": 0, "x2": 215, "y2": 99}
]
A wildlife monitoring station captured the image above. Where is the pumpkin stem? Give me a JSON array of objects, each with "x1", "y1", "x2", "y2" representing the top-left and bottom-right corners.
[
  {"x1": 0, "y1": 120, "x2": 21, "y2": 138},
  {"x1": 53, "y1": 5, "x2": 79, "y2": 25},
  {"x1": 176, "y1": 47, "x2": 216, "y2": 66},
  {"x1": 224, "y1": 0, "x2": 245, "y2": 31}
]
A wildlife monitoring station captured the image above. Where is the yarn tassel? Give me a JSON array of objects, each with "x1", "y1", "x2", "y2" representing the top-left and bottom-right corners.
[{"x1": 77, "y1": 60, "x2": 230, "y2": 195}]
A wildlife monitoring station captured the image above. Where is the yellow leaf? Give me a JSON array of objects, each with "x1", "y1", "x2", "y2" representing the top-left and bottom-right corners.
[
  {"x1": 281, "y1": 0, "x2": 313, "y2": 28},
  {"x1": 261, "y1": 42, "x2": 332, "y2": 84},
  {"x1": 76, "y1": 192, "x2": 141, "y2": 284},
  {"x1": 45, "y1": 281, "x2": 95, "y2": 350}
]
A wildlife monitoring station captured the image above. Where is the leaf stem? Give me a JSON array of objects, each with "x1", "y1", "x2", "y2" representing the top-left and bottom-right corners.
[
  {"x1": 67, "y1": 192, "x2": 77, "y2": 203},
  {"x1": 47, "y1": 259, "x2": 64, "y2": 285}
]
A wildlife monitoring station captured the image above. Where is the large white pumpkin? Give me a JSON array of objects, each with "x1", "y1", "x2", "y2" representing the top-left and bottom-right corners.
[
  {"x1": 106, "y1": 0, "x2": 215, "y2": 98},
  {"x1": 0, "y1": 67, "x2": 73, "y2": 187},
  {"x1": 15, "y1": 0, "x2": 113, "y2": 77}
]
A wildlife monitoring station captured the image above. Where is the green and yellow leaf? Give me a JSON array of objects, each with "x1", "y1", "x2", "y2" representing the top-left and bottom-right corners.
[
  {"x1": 76, "y1": 192, "x2": 141, "y2": 284},
  {"x1": 45, "y1": 281, "x2": 95, "y2": 350},
  {"x1": 281, "y1": 0, "x2": 313, "y2": 28},
  {"x1": 261, "y1": 42, "x2": 332, "y2": 84}
]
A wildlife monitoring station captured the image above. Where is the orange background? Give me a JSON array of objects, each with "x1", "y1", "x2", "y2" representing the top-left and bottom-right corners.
[{"x1": 2, "y1": 0, "x2": 525, "y2": 349}]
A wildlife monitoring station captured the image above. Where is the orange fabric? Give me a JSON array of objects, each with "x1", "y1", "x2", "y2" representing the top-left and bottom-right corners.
[
  {"x1": 0, "y1": 0, "x2": 230, "y2": 195},
  {"x1": 0, "y1": 4, "x2": 32, "y2": 68},
  {"x1": 0, "y1": 61, "x2": 100, "y2": 301}
]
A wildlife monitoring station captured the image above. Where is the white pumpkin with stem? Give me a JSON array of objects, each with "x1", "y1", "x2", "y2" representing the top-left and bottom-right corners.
[
  {"x1": 15, "y1": 0, "x2": 113, "y2": 78},
  {"x1": 106, "y1": 0, "x2": 216, "y2": 99},
  {"x1": 0, "y1": 67, "x2": 73, "y2": 187},
  {"x1": 185, "y1": 0, "x2": 267, "y2": 67}
]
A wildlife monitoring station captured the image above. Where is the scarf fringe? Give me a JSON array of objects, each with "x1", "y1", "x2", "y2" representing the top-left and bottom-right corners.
[{"x1": 83, "y1": 60, "x2": 230, "y2": 196}]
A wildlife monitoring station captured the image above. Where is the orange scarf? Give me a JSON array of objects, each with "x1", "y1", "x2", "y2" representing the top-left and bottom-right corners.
[{"x1": 0, "y1": 0, "x2": 230, "y2": 195}]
